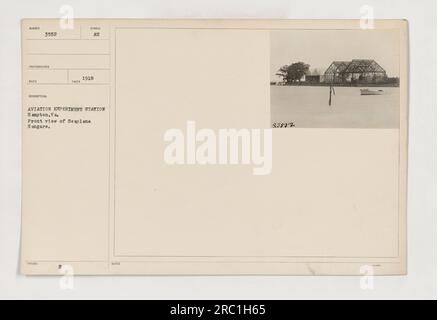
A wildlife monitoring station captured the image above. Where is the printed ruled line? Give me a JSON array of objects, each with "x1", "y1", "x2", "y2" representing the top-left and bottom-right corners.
[
  {"x1": 27, "y1": 83, "x2": 110, "y2": 85},
  {"x1": 27, "y1": 68, "x2": 110, "y2": 70},
  {"x1": 26, "y1": 53, "x2": 110, "y2": 56},
  {"x1": 28, "y1": 260, "x2": 401, "y2": 265},
  {"x1": 113, "y1": 254, "x2": 401, "y2": 259},
  {"x1": 26, "y1": 38, "x2": 109, "y2": 41}
]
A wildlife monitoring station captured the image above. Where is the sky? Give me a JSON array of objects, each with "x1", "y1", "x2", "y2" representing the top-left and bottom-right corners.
[{"x1": 270, "y1": 29, "x2": 400, "y2": 82}]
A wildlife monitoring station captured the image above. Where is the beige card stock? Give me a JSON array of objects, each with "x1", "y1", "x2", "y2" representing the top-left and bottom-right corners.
[{"x1": 21, "y1": 19, "x2": 408, "y2": 275}]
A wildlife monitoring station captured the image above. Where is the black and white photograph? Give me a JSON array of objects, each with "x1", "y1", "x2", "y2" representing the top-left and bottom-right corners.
[
  {"x1": 270, "y1": 29, "x2": 401, "y2": 128},
  {"x1": 2, "y1": 0, "x2": 437, "y2": 303}
]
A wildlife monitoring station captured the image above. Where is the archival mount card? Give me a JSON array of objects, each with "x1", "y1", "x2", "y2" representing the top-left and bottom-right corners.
[{"x1": 21, "y1": 19, "x2": 408, "y2": 275}]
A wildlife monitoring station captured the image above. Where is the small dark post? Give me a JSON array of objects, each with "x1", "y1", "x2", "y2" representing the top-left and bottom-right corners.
[
  {"x1": 329, "y1": 84, "x2": 333, "y2": 106},
  {"x1": 329, "y1": 81, "x2": 335, "y2": 106}
]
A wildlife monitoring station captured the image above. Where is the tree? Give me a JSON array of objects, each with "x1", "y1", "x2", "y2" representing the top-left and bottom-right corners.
[
  {"x1": 276, "y1": 65, "x2": 290, "y2": 82},
  {"x1": 276, "y1": 62, "x2": 310, "y2": 84}
]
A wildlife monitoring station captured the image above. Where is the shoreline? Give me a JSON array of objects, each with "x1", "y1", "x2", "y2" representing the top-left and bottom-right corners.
[{"x1": 270, "y1": 83, "x2": 400, "y2": 88}]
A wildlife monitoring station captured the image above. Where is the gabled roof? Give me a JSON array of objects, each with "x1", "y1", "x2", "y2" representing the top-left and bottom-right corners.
[
  {"x1": 324, "y1": 60, "x2": 386, "y2": 75},
  {"x1": 325, "y1": 61, "x2": 350, "y2": 75},
  {"x1": 344, "y1": 59, "x2": 386, "y2": 74}
]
